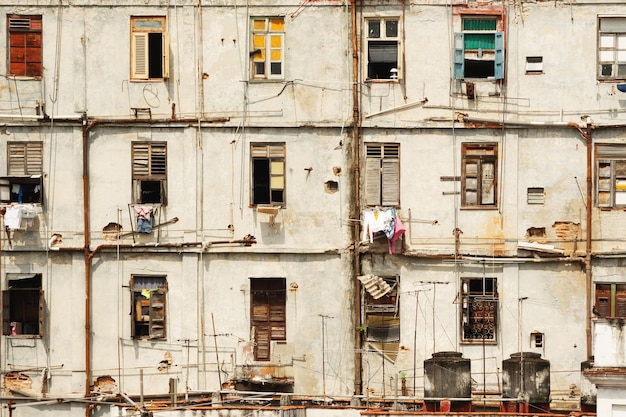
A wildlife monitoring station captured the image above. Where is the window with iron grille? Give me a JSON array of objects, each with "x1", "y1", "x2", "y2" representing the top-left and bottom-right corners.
[
  {"x1": 461, "y1": 277, "x2": 498, "y2": 343},
  {"x1": 364, "y1": 143, "x2": 399, "y2": 207},
  {"x1": 132, "y1": 142, "x2": 167, "y2": 205},
  {"x1": 131, "y1": 276, "x2": 167, "y2": 340},
  {"x1": 130, "y1": 16, "x2": 169, "y2": 81},
  {"x1": 250, "y1": 278, "x2": 286, "y2": 361},
  {"x1": 462, "y1": 143, "x2": 498, "y2": 208},
  {"x1": 0, "y1": 142, "x2": 43, "y2": 204},
  {"x1": 8, "y1": 15, "x2": 42, "y2": 77}
]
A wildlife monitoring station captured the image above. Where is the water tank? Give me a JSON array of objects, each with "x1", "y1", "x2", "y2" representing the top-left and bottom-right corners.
[
  {"x1": 424, "y1": 351, "x2": 471, "y2": 399},
  {"x1": 580, "y1": 358, "x2": 596, "y2": 412},
  {"x1": 502, "y1": 352, "x2": 550, "y2": 405}
]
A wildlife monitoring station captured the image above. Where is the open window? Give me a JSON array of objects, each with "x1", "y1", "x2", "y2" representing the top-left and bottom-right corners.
[
  {"x1": 8, "y1": 15, "x2": 42, "y2": 77},
  {"x1": 460, "y1": 277, "x2": 498, "y2": 343},
  {"x1": 131, "y1": 276, "x2": 167, "y2": 340},
  {"x1": 250, "y1": 17, "x2": 284, "y2": 80},
  {"x1": 454, "y1": 16, "x2": 504, "y2": 80},
  {"x1": 598, "y1": 17, "x2": 626, "y2": 81},
  {"x1": 363, "y1": 275, "x2": 399, "y2": 362},
  {"x1": 251, "y1": 144, "x2": 285, "y2": 207},
  {"x1": 132, "y1": 142, "x2": 167, "y2": 205},
  {"x1": 0, "y1": 142, "x2": 44, "y2": 205},
  {"x1": 365, "y1": 18, "x2": 401, "y2": 80},
  {"x1": 596, "y1": 144, "x2": 626, "y2": 208},
  {"x1": 364, "y1": 143, "x2": 399, "y2": 207},
  {"x1": 250, "y1": 278, "x2": 286, "y2": 361},
  {"x1": 130, "y1": 16, "x2": 169, "y2": 80},
  {"x1": 461, "y1": 142, "x2": 498, "y2": 208},
  {"x1": 2, "y1": 273, "x2": 43, "y2": 337}
]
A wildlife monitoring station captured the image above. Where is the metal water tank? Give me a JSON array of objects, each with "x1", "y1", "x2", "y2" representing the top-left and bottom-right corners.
[
  {"x1": 502, "y1": 352, "x2": 550, "y2": 405},
  {"x1": 424, "y1": 351, "x2": 472, "y2": 399}
]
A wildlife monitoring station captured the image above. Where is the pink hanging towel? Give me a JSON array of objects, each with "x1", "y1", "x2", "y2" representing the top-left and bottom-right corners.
[{"x1": 388, "y1": 215, "x2": 406, "y2": 254}]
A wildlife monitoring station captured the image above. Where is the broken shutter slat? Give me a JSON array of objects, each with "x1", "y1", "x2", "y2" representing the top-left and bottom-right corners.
[
  {"x1": 494, "y1": 31, "x2": 504, "y2": 80},
  {"x1": 453, "y1": 32, "x2": 464, "y2": 79}
]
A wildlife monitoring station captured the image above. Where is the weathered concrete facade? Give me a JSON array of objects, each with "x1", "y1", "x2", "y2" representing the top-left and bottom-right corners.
[{"x1": 0, "y1": 0, "x2": 623, "y2": 416}]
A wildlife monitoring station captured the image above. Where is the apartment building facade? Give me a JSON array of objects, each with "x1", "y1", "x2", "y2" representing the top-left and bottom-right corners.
[{"x1": 0, "y1": 0, "x2": 624, "y2": 416}]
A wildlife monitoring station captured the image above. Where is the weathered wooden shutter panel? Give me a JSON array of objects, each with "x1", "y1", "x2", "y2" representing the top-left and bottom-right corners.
[
  {"x1": 161, "y1": 32, "x2": 170, "y2": 79},
  {"x1": 8, "y1": 144, "x2": 26, "y2": 176},
  {"x1": 494, "y1": 32, "x2": 504, "y2": 80},
  {"x1": 38, "y1": 290, "x2": 44, "y2": 337},
  {"x1": 8, "y1": 142, "x2": 43, "y2": 176},
  {"x1": 150, "y1": 144, "x2": 167, "y2": 176},
  {"x1": 2, "y1": 290, "x2": 10, "y2": 336},
  {"x1": 365, "y1": 157, "x2": 382, "y2": 206},
  {"x1": 131, "y1": 32, "x2": 149, "y2": 80},
  {"x1": 132, "y1": 143, "x2": 150, "y2": 178},
  {"x1": 254, "y1": 326, "x2": 271, "y2": 360},
  {"x1": 381, "y1": 158, "x2": 400, "y2": 206},
  {"x1": 149, "y1": 289, "x2": 166, "y2": 339},
  {"x1": 453, "y1": 32, "x2": 465, "y2": 79}
]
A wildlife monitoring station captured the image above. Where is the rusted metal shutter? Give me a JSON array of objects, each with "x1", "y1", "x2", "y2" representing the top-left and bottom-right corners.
[{"x1": 8, "y1": 142, "x2": 43, "y2": 176}]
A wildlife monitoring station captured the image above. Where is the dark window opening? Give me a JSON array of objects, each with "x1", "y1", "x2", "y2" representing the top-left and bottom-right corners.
[
  {"x1": 253, "y1": 159, "x2": 271, "y2": 205},
  {"x1": 140, "y1": 180, "x2": 162, "y2": 204},
  {"x1": 148, "y1": 32, "x2": 163, "y2": 78},
  {"x1": 464, "y1": 59, "x2": 494, "y2": 78},
  {"x1": 2, "y1": 274, "x2": 43, "y2": 336}
]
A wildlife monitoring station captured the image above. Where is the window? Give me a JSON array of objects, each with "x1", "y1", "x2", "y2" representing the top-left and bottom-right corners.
[
  {"x1": 363, "y1": 275, "x2": 399, "y2": 362},
  {"x1": 250, "y1": 278, "x2": 286, "y2": 361},
  {"x1": 251, "y1": 144, "x2": 285, "y2": 206},
  {"x1": 596, "y1": 144, "x2": 626, "y2": 208},
  {"x1": 531, "y1": 332, "x2": 544, "y2": 349},
  {"x1": 598, "y1": 17, "x2": 626, "y2": 80},
  {"x1": 461, "y1": 277, "x2": 497, "y2": 343},
  {"x1": 0, "y1": 142, "x2": 43, "y2": 204},
  {"x1": 365, "y1": 18, "x2": 400, "y2": 80},
  {"x1": 364, "y1": 143, "x2": 399, "y2": 207},
  {"x1": 131, "y1": 276, "x2": 167, "y2": 340},
  {"x1": 8, "y1": 15, "x2": 42, "y2": 77},
  {"x1": 250, "y1": 17, "x2": 284, "y2": 80},
  {"x1": 454, "y1": 17, "x2": 504, "y2": 79},
  {"x1": 130, "y1": 16, "x2": 169, "y2": 80},
  {"x1": 461, "y1": 143, "x2": 498, "y2": 208},
  {"x1": 132, "y1": 142, "x2": 167, "y2": 205},
  {"x1": 595, "y1": 283, "x2": 626, "y2": 318},
  {"x1": 525, "y1": 56, "x2": 543, "y2": 74},
  {"x1": 527, "y1": 187, "x2": 545, "y2": 205},
  {"x1": 2, "y1": 274, "x2": 43, "y2": 336}
]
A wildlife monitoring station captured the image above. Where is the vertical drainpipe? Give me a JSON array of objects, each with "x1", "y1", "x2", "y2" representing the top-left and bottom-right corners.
[
  {"x1": 82, "y1": 117, "x2": 93, "y2": 416},
  {"x1": 350, "y1": 0, "x2": 363, "y2": 396},
  {"x1": 585, "y1": 122, "x2": 593, "y2": 360}
]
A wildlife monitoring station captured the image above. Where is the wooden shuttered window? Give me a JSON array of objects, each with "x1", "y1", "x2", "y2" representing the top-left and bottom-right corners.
[
  {"x1": 8, "y1": 142, "x2": 43, "y2": 176},
  {"x1": 8, "y1": 15, "x2": 43, "y2": 77},
  {"x1": 251, "y1": 144, "x2": 285, "y2": 206},
  {"x1": 595, "y1": 283, "x2": 626, "y2": 318},
  {"x1": 130, "y1": 16, "x2": 169, "y2": 80},
  {"x1": 462, "y1": 143, "x2": 498, "y2": 208},
  {"x1": 132, "y1": 142, "x2": 167, "y2": 204},
  {"x1": 365, "y1": 143, "x2": 399, "y2": 207},
  {"x1": 364, "y1": 276, "x2": 399, "y2": 362},
  {"x1": 251, "y1": 278, "x2": 286, "y2": 361}
]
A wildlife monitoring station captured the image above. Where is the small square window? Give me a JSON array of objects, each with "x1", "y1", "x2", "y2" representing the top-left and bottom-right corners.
[
  {"x1": 525, "y1": 56, "x2": 543, "y2": 74},
  {"x1": 527, "y1": 187, "x2": 545, "y2": 204},
  {"x1": 531, "y1": 332, "x2": 544, "y2": 349}
]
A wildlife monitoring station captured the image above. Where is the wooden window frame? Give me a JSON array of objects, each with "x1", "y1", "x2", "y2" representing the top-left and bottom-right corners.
[
  {"x1": 595, "y1": 283, "x2": 626, "y2": 318},
  {"x1": 250, "y1": 278, "x2": 286, "y2": 361},
  {"x1": 8, "y1": 15, "x2": 42, "y2": 78},
  {"x1": 596, "y1": 144, "x2": 626, "y2": 208},
  {"x1": 461, "y1": 142, "x2": 498, "y2": 209},
  {"x1": 131, "y1": 275, "x2": 167, "y2": 340},
  {"x1": 0, "y1": 142, "x2": 44, "y2": 205},
  {"x1": 598, "y1": 17, "x2": 626, "y2": 81},
  {"x1": 365, "y1": 17, "x2": 401, "y2": 81},
  {"x1": 130, "y1": 16, "x2": 169, "y2": 81},
  {"x1": 460, "y1": 277, "x2": 498, "y2": 344},
  {"x1": 364, "y1": 143, "x2": 400, "y2": 207},
  {"x1": 132, "y1": 142, "x2": 167, "y2": 205},
  {"x1": 2, "y1": 273, "x2": 43, "y2": 337},
  {"x1": 250, "y1": 17, "x2": 285, "y2": 80},
  {"x1": 454, "y1": 16, "x2": 504, "y2": 80},
  {"x1": 251, "y1": 143, "x2": 285, "y2": 207}
]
